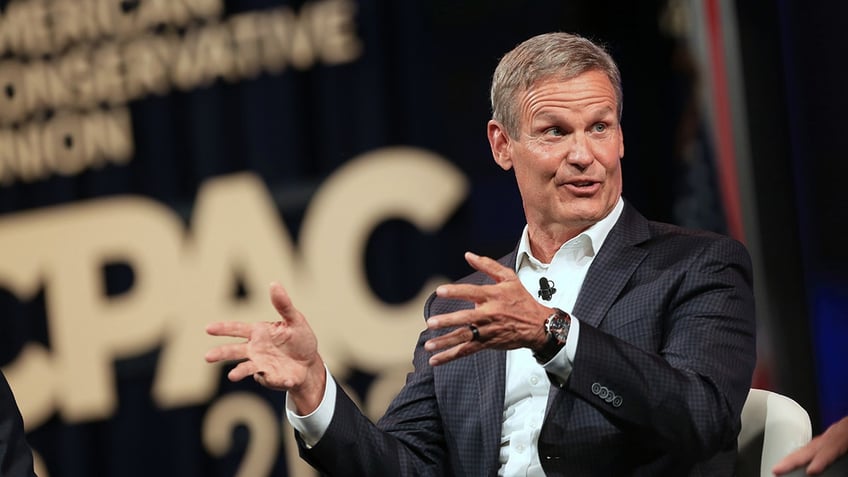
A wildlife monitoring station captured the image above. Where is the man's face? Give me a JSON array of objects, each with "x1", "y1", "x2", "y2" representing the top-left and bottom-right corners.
[{"x1": 488, "y1": 70, "x2": 624, "y2": 237}]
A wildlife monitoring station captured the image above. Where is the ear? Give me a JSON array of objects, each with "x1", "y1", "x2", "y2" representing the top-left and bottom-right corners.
[{"x1": 487, "y1": 120, "x2": 513, "y2": 171}]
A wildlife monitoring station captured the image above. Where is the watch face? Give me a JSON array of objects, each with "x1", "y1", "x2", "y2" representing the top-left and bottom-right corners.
[
  {"x1": 536, "y1": 310, "x2": 570, "y2": 363},
  {"x1": 547, "y1": 311, "x2": 570, "y2": 342}
]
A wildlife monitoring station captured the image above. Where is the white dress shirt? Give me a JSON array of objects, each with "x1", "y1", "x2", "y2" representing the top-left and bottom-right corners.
[
  {"x1": 498, "y1": 197, "x2": 622, "y2": 476},
  {"x1": 287, "y1": 198, "x2": 625, "y2": 476}
]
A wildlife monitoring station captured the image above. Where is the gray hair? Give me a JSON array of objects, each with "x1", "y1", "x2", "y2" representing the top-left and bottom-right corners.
[{"x1": 490, "y1": 32, "x2": 623, "y2": 138}]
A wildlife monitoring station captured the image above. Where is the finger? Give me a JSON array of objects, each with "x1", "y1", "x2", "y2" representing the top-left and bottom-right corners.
[
  {"x1": 227, "y1": 360, "x2": 259, "y2": 382},
  {"x1": 435, "y1": 282, "x2": 492, "y2": 303},
  {"x1": 806, "y1": 445, "x2": 841, "y2": 474},
  {"x1": 773, "y1": 448, "x2": 813, "y2": 473},
  {"x1": 464, "y1": 251, "x2": 516, "y2": 283},
  {"x1": 772, "y1": 454, "x2": 807, "y2": 474},
  {"x1": 206, "y1": 321, "x2": 254, "y2": 338},
  {"x1": 773, "y1": 442, "x2": 817, "y2": 474},
  {"x1": 270, "y1": 282, "x2": 303, "y2": 324},
  {"x1": 426, "y1": 309, "x2": 479, "y2": 330},
  {"x1": 428, "y1": 340, "x2": 483, "y2": 366},
  {"x1": 204, "y1": 343, "x2": 248, "y2": 363},
  {"x1": 425, "y1": 326, "x2": 476, "y2": 352}
]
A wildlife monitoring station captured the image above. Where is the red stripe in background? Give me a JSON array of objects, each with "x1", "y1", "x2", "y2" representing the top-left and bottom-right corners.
[
  {"x1": 704, "y1": 0, "x2": 772, "y2": 389},
  {"x1": 704, "y1": 0, "x2": 746, "y2": 243}
]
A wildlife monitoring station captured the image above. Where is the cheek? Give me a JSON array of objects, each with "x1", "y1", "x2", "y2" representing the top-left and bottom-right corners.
[
  {"x1": 596, "y1": 144, "x2": 622, "y2": 172},
  {"x1": 607, "y1": 165, "x2": 624, "y2": 196},
  {"x1": 515, "y1": 164, "x2": 547, "y2": 192},
  {"x1": 605, "y1": 164, "x2": 623, "y2": 190},
  {"x1": 516, "y1": 148, "x2": 558, "y2": 178}
]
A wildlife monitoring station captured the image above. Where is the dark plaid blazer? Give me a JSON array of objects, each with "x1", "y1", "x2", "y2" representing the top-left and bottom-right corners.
[
  {"x1": 299, "y1": 202, "x2": 757, "y2": 476},
  {"x1": 0, "y1": 371, "x2": 36, "y2": 477}
]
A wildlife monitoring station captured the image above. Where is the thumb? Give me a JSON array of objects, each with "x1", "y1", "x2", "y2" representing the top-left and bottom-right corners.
[{"x1": 269, "y1": 282, "x2": 301, "y2": 323}]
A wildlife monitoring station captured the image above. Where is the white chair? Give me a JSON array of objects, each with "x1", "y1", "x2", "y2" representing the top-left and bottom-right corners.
[{"x1": 736, "y1": 388, "x2": 813, "y2": 477}]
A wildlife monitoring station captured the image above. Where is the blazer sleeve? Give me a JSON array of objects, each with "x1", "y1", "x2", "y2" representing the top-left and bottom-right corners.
[
  {"x1": 565, "y1": 234, "x2": 757, "y2": 461},
  {"x1": 0, "y1": 371, "x2": 36, "y2": 477},
  {"x1": 297, "y1": 295, "x2": 449, "y2": 476}
]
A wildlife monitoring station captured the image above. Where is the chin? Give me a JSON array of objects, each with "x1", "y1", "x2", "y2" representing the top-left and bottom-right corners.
[
  {"x1": 563, "y1": 204, "x2": 605, "y2": 223},
  {"x1": 570, "y1": 198, "x2": 616, "y2": 220}
]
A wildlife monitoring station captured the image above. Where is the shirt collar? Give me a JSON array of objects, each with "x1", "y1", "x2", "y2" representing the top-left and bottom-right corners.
[{"x1": 515, "y1": 197, "x2": 624, "y2": 271}]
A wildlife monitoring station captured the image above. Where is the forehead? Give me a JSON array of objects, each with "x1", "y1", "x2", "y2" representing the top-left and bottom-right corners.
[
  {"x1": 524, "y1": 70, "x2": 617, "y2": 103},
  {"x1": 517, "y1": 70, "x2": 618, "y2": 118}
]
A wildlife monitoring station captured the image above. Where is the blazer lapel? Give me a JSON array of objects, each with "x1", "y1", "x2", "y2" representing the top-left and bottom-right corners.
[{"x1": 573, "y1": 203, "x2": 649, "y2": 328}]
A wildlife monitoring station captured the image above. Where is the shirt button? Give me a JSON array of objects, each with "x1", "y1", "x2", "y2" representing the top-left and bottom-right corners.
[
  {"x1": 516, "y1": 444, "x2": 526, "y2": 453},
  {"x1": 530, "y1": 376, "x2": 540, "y2": 385}
]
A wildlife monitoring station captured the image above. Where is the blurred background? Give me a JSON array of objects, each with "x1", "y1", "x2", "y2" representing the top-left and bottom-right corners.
[{"x1": 0, "y1": 0, "x2": 845, "y2": 475}]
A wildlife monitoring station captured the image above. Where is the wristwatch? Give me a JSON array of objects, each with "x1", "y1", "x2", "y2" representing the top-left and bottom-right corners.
[{"x1": 533, "y1": 308, "x2": 571, "y2": 364}]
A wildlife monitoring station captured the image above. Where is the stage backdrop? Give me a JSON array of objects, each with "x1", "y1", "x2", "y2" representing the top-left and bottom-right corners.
[{"x1": 0, "y1": 1, "x2": 794, "y2": 476}]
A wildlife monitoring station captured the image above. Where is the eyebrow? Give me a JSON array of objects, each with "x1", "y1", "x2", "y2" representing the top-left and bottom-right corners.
[
  {"x1": 532, "y1": 106, "x2": 617, "y2": 125},
  {"x1": 589, "y1": 106, "x2": 616, "y2": 120}
]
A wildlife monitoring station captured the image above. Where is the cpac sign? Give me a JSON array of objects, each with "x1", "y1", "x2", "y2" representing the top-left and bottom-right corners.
[{"x1": 0, "y1": 147, "x2": 468, "y2": 475}]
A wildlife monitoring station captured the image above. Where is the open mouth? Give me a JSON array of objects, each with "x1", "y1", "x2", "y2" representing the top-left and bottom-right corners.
[{"x1": 562, "y1": 181, "x2": 600, "y2": 195}]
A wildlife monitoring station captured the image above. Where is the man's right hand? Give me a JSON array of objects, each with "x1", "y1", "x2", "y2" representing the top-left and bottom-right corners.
[{"x1": 205, "y1": 282, "x2": 326, "y2": 415}]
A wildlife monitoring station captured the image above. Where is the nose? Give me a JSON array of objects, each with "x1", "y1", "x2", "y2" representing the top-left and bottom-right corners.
[{"x1": 564, "y1": 132, "x2": 593, "y2": 169}]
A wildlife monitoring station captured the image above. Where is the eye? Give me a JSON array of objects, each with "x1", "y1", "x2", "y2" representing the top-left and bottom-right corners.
[
  {"x1": 544, "y1": 126, "x2": 564, "y2": 136},
  {"x1": 591, "y1": 122, "x2": 607, "y2": 133}
]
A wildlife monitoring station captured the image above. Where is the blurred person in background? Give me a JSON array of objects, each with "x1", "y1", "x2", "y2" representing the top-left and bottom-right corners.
[{"x1": 774, "y1": 416, "x2": 848, "y2": 476}]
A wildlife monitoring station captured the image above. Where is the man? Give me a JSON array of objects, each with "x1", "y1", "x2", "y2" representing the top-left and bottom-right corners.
[
  {"x1": 0, "y1": 370, "x2": 37, "y2": 477},
  {"x1": 205, "y1": 32, "x2": 756, "y2": 475}
]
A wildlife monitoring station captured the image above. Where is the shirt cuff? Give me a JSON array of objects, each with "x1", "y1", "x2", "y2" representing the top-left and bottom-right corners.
[
  {"x1": 284, "y1": 364, "x2": 336, "y2": 448},
  {"x1": 541, "y1": 315, "x2": 580, "y2": 383}
]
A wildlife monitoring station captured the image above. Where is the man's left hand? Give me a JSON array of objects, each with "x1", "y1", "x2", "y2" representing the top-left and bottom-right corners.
[{"x1": 424, "y1": 251, "x2": 552, "y2": 366}]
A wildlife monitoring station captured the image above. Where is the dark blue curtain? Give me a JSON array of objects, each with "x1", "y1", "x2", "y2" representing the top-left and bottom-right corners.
[{"x1": 0, "y1": 1, "x2": 734, "y2": 475}]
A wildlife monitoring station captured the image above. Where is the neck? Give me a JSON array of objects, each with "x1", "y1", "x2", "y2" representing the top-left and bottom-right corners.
[{"x1": 527, "y1": 224, "x2": 586, "y2": 263}]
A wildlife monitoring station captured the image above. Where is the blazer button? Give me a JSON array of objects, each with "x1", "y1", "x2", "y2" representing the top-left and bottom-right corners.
[
  {"x1": 612, "y1": 396, "x2": 623, "y2": 408},
  {"x1": 598, "y1": 386, "x2": 609, "y2": 400},
  {"x1": 591, "y1": 382, "x2": 601, "y2": 395}
]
